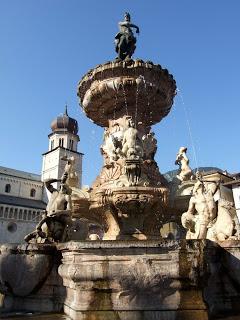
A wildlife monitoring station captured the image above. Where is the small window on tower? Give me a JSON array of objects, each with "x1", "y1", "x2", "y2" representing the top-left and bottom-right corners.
[
  {"x1": 69, "y1": 139, "x2": 74, "y2": 150},
  {"x1": 59, "y1": 138, "x2": 64, "y2": 147},
  {"x1": 51, "y1": 140, "x2": 54, "y2": 150},
  {"x1": 5, "y1": 184, "x2": 11, "y2": 193},
  {"x1": 30, "y1": 188, "x2": 36, "y2": 197}
]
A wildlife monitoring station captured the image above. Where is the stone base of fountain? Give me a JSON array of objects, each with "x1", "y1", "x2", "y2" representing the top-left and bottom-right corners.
[
  {"x1": 58, "y1": 240, "x2": 208, "y2": 320},
  {"x1": 1, "y1": 240, "x2": 240, "y2": 319}
]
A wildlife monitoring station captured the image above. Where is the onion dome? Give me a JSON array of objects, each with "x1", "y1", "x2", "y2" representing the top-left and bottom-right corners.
[{"x1": 51, "y1": 105, "x2": 78, "y2": 135}]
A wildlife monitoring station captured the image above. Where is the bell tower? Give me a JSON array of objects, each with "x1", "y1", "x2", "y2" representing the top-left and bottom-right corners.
[{"x1": 41, "y1": 105, "x2": 83, "y2": 188}]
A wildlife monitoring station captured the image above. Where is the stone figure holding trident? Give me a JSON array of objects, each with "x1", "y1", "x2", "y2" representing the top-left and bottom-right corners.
[
  {"x1": 24, "y1": 172, "x2": 73, "y2": 243},
  {"x1": 115, "y1": 12, "x2": 140, "y2": 61}
]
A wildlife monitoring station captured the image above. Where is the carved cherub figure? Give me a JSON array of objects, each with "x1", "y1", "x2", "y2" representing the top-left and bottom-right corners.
[
  {"x1": 101, "y1": 129, "x2": 119, "y2": 163},
  {"x1": 175, "y1": 147, "x2": 193, "y2": 181},
  {"x1": 121, "y1": 117, "x2": 143, "y2": 159},
  {"x1": 142, "y1": 131, "x2": 157, "y2": 160}
]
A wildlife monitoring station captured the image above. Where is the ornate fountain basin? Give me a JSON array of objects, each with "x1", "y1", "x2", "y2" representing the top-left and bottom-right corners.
[
  {"x1": 78, "y1": 59, "x2": 176, "y2": 127},
  {"x1": 88, "y1": 186, "x2": 168, "y2": 240}
]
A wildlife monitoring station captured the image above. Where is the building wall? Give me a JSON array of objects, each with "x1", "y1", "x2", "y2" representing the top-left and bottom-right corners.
[
  {"x1": 0, "y1": 167, "x2": 45, "y2": 243},
  {"x1": 0, "y1": 173, "x2": 43, "y2": 200},
  {"x1": 0, "y1": 204, "x2": 42, "y2": 243},
  {"x1": 233, "y1": 186, "x2": 240, "y2": 221}
]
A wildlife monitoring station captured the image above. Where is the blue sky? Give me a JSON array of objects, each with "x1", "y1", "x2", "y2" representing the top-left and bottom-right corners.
[{"x1": 0, "y1": 1, "x2": 239, "y2": 186}]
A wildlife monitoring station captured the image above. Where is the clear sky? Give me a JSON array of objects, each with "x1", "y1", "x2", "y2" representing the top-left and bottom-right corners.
[{"x1": 0, "y1": 1, "x2": 239, "y2": 186}]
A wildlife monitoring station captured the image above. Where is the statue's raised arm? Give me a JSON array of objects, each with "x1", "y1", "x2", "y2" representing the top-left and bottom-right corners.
[{"x1": 115, "y1": 12, "x2": 140, "y2": 61}]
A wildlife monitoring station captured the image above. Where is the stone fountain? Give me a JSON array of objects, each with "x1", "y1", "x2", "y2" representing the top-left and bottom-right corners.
[
  {"x1": 1, "y1": 13, "x2": 240, "y2": 320},
  {"x1": 76, "y1": 50, "x2": 176, "y2": 241}
]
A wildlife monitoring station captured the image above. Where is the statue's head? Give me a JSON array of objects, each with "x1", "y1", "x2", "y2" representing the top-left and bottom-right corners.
[
  {"x1": 60, "y1": 183, "x2": 72, "y2": 195},
  {"x1": 193, "y1": 180, "x2": 205, "y2": 195},
  {"x1": 69, "y1": 156, "x2": 75, "y2": 163},
  {"x1": 179, "y1": 146, "x2": 187, "y2": 154},
  {"x1": 124, "y1": 12, "x2": 131, "y2": 22},
  {"x1": 126, "y1": 117, "x2": 134, "y2": 128},
  {"x1": 196, "y1": 171, "x2": 202, "y2": 180}
]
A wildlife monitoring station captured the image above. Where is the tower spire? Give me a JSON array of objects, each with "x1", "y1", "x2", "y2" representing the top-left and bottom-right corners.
[{"x1": 64, "y1": 104, "x2": 68, "y2": 116}]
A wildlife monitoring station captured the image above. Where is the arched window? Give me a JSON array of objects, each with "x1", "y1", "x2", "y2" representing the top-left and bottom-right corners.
[
  {"x1": 5, "y1": 184, "x2": 11, "y2": 193},
  {"x1": 36, "y1": 211, "x2": 41, "y2": 222},
  {"x1": 14, "y1": 208, "x2": 18, "y2": 219},
  {"x1": 28, "y1": 211, "x2": 32, "y2": 220},
  {"x1": 0, "y1": 207, "x2": 3, "y2": 217},
  {"x1": 19, "y1": 209, "x2": 23, "y2": 220},
  {"x1": 51, "y1": 140, "x2": 54, "y2": 150},
  {"x1": 4, "y1": 207, "x2": 9, "y2": 218},
  {"x1": 9, "y1": 208, "x2": 14, "y2": 219},
  {"x1": 23, "y1": 210, "x2": 27, "y2": 220},
  {"x1": 69, "y1": 139, "x2": 74, "y2": 150},
  {"x1": 30, "y1": 188, "x2": 36, "y2": 197},
  {"x1": 59, "y1": 138, "x2": 64, "y2": 147}
]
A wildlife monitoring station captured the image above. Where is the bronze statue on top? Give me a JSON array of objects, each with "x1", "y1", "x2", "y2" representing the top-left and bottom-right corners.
[{"x1": 115, "y1": 12, "x2": 139, "y2": 61}]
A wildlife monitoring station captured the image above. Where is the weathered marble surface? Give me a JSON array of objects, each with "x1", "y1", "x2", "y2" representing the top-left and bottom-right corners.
[
  {"x1": 58, "y1": 240, "x2": 208, "y2": 320},
  {"x1": 1, "y1": 240, "x2": 240, "y2": 319},
  {"x1": 0, "y1": 244, "x2": 63, "y2": 314},
  {"x1": 181, "y1": 172, "x2": 238, "y2": 241},
  {"x1": 204, "y1": 240, "x2": 240, "y2": 318},
  {"x1": 175, "y1": 147, "x2": 194, "y2": 182}
]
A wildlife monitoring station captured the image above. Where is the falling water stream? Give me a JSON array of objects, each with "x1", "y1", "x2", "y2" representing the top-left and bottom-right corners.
[
  {"x1": 135, "y1": 76, "x2": 140, "y2": 127},
  {"x1": 177, "y1": 88, "x2": 199, "y2": 171},
  {"x1": 121, "y1": 83, "x2": 129, "y2": 116}
]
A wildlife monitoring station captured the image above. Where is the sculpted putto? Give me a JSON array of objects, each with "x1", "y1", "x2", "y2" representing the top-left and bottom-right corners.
[
  {"x1": 142, "y1": 132, "x2": 157, "y2": 160},
  {"x1": 101, "y1": 128, "x2": 122, "y2": 164},
  {"x1": 175, "y1": 147, "x2": 193, "y2": 181},
  {"x1": 122, "y1": 117, "x2": 143, "y2": 160}
]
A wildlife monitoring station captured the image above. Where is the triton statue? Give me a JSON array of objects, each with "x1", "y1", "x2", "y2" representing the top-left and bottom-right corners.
[
  {"x1": 24, "y1": 172, "x2": 72, "y2": 243},
  {"x1": 115, "y1": 12, "x2": 139, "y2": 61}
]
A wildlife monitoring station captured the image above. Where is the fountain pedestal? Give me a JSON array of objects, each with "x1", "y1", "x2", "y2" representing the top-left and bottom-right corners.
[{"x1": 58, "y1": 240, "x2": 208, "y2": 320}]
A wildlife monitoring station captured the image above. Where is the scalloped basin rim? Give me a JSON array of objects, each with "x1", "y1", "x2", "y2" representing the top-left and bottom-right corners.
[{"x1": 77, "y1": 58, "x2": 177, "y2": 127}]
